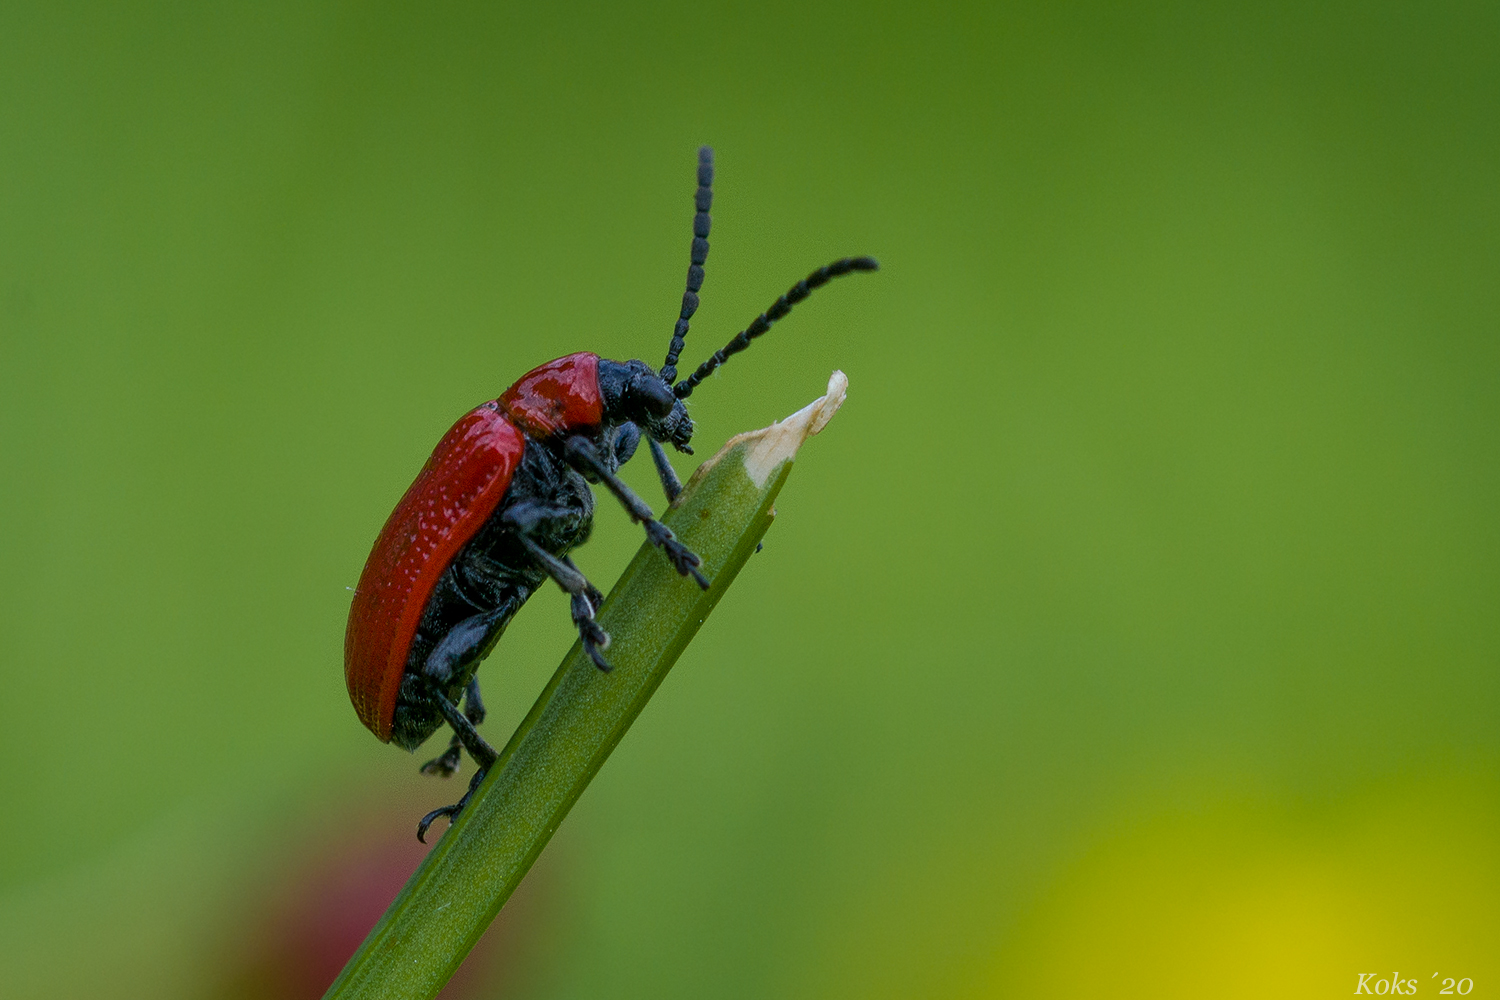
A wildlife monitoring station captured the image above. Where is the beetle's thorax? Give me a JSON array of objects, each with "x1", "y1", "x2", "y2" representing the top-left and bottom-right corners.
[
  {"x1": 499, "y1": 352, "x2": 605, "y2": 439},
  {"x1": 497, "y1": 352, "x2": 693, "y2": 453}
]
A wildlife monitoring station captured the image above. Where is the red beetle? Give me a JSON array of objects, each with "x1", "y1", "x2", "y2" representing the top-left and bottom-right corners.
[{"x1": 344, "y1": 148, "x2": 877, "y2": 839}]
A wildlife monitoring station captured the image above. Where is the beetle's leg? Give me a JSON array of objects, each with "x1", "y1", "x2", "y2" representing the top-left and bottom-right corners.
[
  {"x1": 417, "y1": 609, "x2": 505, "y2": 782},
  {"x1": 417, "y1": 764, "x2": 487, "y2": 843},
  {"x1": 415, "y1": 685, "x2": 500, "y2": 843},
  {"x1": 513, "y1": 534, "x2": 613, "y2": 672},
  {"x1": 429, "y1": 684, "x2": 497, "y2": 769},
  {"x1": 463, "y1": 674, "x2": 487, "y2": 725},
  {"x1": 562, "y1": 555, "x2": 606, "y2": 611},
  {"x1": 647, "y1": 437, "x2": 684, "y2": 504},
  {"x1": 502, "y1": 502, "x2": 614, "y2": 671},
  {"x1": 613, "y1": 421, "x2": 642, "y2": 467},
  {"x1": 420, "y1": 676, "x2": 485, "y2": 778},
  {"x1": 421, "y1": 604, "x2": 511, "y2": 688},
  {"x1": 564, "y1": 435, "x2": 709, "y2": 589}
]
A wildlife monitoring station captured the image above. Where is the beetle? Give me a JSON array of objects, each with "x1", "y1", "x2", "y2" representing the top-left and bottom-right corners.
[{"x1": 344, "y1": 147, "x2": 877, "y2": 840}]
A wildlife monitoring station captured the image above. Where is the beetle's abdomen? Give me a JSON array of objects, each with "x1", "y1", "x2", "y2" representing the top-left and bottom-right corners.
[
  {"x1": 499, "y1": 352, "x2": 603, "y2": 438},
  {"x1": 345, "y1": 402, "x2": 526, "y2": 741}
]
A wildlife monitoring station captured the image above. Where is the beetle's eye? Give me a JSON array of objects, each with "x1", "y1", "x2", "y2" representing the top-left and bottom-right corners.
[{"x1": 633, "y1": 377, "x2": 676, "y2": 418}]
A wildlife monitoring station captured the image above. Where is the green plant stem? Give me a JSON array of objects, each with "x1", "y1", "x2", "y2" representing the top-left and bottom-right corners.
[{"x1": 323, "y1": 374, "x2": 847, "y2": 1000}]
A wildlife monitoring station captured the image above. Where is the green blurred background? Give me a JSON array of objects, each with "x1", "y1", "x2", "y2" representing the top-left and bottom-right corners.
[{"x1": 2, "y1": 2, "x2": 1496, "y2": 997}]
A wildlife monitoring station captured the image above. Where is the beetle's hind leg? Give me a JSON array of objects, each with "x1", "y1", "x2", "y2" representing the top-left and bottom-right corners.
[
  {"x1": 417, "y1": 767, "x2": 488, "y2": 843},
  {"x1": 420, "y1": 676, "x2": 487, "y2": 778},
  {"x1": 416, "y1": 684, "x2": 500, "y2": 843},
  {"x1": 415, "y1": 604, "x2": 507, "y2": 776},
  {"x1": 410, "y1": 607, "x2": 511, "y2": 840}
]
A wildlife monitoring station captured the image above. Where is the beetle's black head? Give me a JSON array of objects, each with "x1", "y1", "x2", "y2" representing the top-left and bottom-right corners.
[{"x1": 597, "y1": 358, "x2": 694, "y2": 452}]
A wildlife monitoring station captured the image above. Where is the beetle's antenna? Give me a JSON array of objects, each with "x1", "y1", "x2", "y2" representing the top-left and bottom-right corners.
[
  {"x1": 672, "y1": 256, "x2": 879, "y2": 399},
  {"x1": 661, "y1": 146, "x2": 714, "y2": 385}
]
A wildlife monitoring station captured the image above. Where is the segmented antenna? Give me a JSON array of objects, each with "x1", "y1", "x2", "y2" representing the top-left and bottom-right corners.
[
  {"x1": 661, "y1": 146, "x2": 714, "y2": 385},
  {"x1": 672, "y1": 256, "x2": 879, "y2": 399}
]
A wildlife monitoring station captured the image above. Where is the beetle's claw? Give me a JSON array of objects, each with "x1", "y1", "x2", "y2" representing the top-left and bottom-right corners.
[
  {"x1": 580, "y1": 618, "x2": 609, "y2": 649},
  {"x1": 570, "y1": 592, "x2": 612, "y2": 671},
  {"x1": 584, "y1": 634, "x2": 614, "y2": 672},
  {"x1": 417, "y1": 805, "x2": 459, "y2": 843},
  {"x1": 659, "y1": 535, "x2": 709, "y2": 590},
  {"x1": 416, "y1": 767, "x2": 488, "y2": 842},
  {"x1": 645, "y1": 522, "x2": 698, "y2": 575}
]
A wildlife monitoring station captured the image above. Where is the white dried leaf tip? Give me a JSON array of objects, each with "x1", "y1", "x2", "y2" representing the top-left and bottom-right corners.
[{"x1": 737, "y1": 370, "x2": 848, "y2": 487}]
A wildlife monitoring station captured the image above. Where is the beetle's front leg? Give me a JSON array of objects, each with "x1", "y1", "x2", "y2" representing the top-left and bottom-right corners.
[
  {"x1": 647, "y1": 437, "x2": 684, "y2": 504},
  {"x1": 564, "y1": 435, "x2": 709, "y2": 589},
  {"x1": 612, "y1": 421, "x2": 642, "y2": 467}
]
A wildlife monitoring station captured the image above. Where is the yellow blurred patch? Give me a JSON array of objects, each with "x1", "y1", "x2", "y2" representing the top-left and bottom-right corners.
[{"x1": 978, "y1": 776, "x2": 1498, "y2": 999}]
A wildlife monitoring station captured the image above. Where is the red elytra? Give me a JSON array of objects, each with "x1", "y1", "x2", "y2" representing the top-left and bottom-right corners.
[{"x1": 343, "y1": 352, "x2": 604, "y2": 741}]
